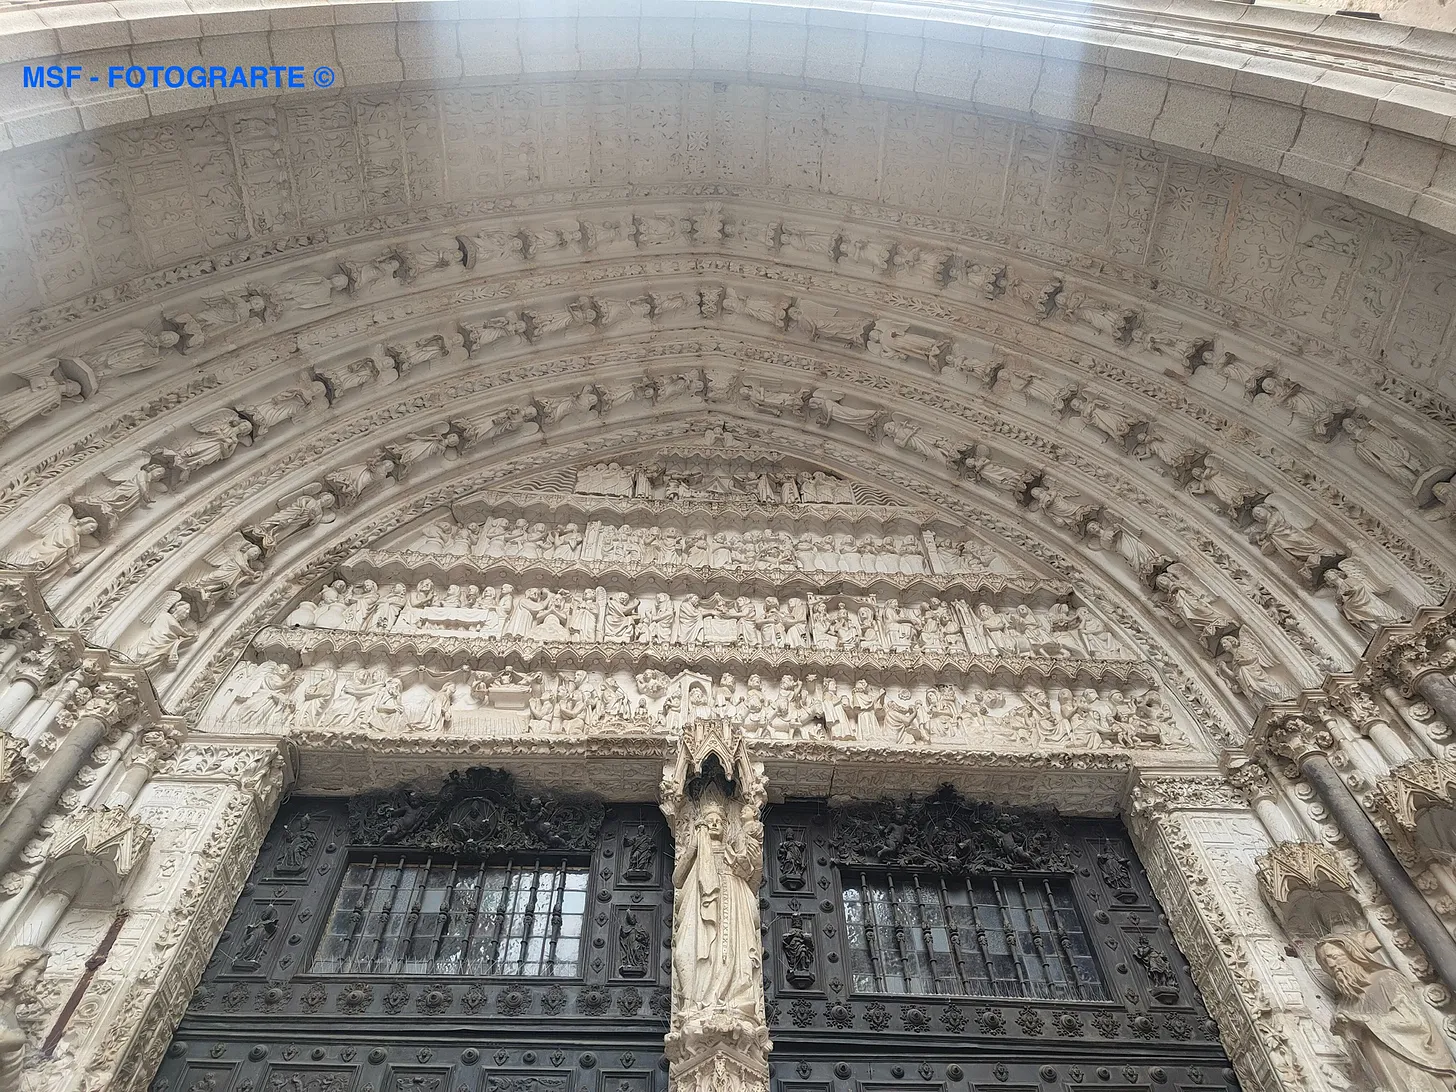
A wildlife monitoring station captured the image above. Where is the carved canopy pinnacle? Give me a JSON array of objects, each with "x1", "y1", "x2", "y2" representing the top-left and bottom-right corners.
[
  {"x1": 1373, "y1": 759, "x2": 1456, "y2": 838},
  {"x1": 1261, "y1": 716, "x2": 1333, "y2": 765}
]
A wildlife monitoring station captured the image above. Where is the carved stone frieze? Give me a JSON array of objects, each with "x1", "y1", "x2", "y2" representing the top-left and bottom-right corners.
[{"x1": 206, "y1": 654, "x2": 1182, "y2": 753}]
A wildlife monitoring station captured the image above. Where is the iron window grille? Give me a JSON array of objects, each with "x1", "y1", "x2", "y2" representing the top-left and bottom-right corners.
[
  {"x1": 312, "y1": 855, "x2": 588, "y2": 977},
  {"x1": 841, "y1": 870, "x2": 1107, "y2": 1001}
]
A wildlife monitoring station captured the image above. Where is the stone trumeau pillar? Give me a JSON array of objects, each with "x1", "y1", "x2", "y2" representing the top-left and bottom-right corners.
[{"x1": 659, "y1": 716, "x2": 771, "y2": 1092}]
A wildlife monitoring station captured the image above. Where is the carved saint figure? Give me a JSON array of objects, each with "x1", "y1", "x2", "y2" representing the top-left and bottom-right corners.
[
  {"x1": 1340, "y1": 417, "x2": 1435, "y2": 492},
  {"x1": 671, "y1": 791, "x2": 762, "y2": 1021},
  {"x1": 232, "y1": 905, "x2": 279, "y2": 970},
  {"x1": 4, "y1": 504, "x2": 97, "y2": 572},
  {"x1": 0, "y1": 945, "x2": 47, "y2": 1090},
  {"x1": 1316, "y1": 933, "x2": 1456, "y2": 1092},
  {"x1": 84, "y1": 326, "x2": 181, "y2": 378}
]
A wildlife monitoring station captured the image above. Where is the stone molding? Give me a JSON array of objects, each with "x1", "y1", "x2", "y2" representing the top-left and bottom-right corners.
[{"x1": 0, "y1": 1, "x2": 1452, "y2": 246}]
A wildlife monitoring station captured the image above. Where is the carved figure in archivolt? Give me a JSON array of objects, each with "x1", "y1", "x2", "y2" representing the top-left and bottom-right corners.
[{"x1": 0, "y1": 945, "x2": 47, "y2": 1092}]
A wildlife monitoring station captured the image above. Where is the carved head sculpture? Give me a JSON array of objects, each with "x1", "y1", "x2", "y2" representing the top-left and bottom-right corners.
[
  {"x1": 0, "y1": 945, "x2": 47, "y2": 997},
  {"x1": 1314, "y1": 933, "x2": 1385, "y2": 998}
]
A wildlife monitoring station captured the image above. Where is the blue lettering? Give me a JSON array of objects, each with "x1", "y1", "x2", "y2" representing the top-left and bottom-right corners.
[
  {"x1": 65, "y1": 66, "x2": 83, "y2": 87},
  {"x1": 186, "y1": 67, "x2": 205, "y2": 88},
  {"x1": 210, "y1": 66, "x2": 227, "y2": 87},
  {"x1": 125, "y1": 66, "x2": 145, "y2": 89},
  {"x1": 21, "y1": 65, "x2": 45, "y2": 89},
  {"x1": 231, "y1": 67, "x2": 247, "y2": 87},
  {"x1": 287, "y1": 66, "x2": 303, "y2": 89},
  {"x1": 107, "y1": 65, "x2": 124, "y2": 87},
  {"x1": 271, "y1": 65, "x2": 288, "y2": 87},
  {"x1": 250, "y1": 66, "x2": 268, "y2": 88},
  {"x1": 163, "y1": 66, "x2": 183, "y2": 88}
]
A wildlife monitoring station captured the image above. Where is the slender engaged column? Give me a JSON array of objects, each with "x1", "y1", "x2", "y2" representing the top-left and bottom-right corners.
[
  {"x1": 0, "y1": 682, "x2": 135, "y2": 880},
  {"x1": 1271, "y1": 722, "x2": 1456, "y2": 995},
  {"x1": 1415, "y1": 672, "x2": 1456, "y2": 731},
  {"x1": 0, "y1": 678, "x2": 37, "y2": 733}
]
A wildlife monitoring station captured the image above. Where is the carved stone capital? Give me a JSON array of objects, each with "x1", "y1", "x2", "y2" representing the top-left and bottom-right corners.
[
  {"x1": 1261, "y1": 716, "x2": 1333, "y2": 765},
  {"x1": 43, "y1": 805, "x2": 154, "y2": 907},
  {"x1": 1222, "y1": 752, "x2": 1278, "y2": 805},
  {"x1": 68, "y1": 678, "x2": 142, "y2": 737},
  {"x1": 1368, "y1": 632, "x2": 1456, "y2": 695},
  {"x1": 1373, "y1": 759, "x2": 1456, "y2": 864},
  {"x1": 0, "y1": 731, "x2": 29, "y2": 803},
  {"x1": 13, "y1": 638, "x2": 78, "y2": 690}
]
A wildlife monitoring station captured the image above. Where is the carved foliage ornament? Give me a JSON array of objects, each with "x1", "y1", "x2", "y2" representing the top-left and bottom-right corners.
[
  {"x1": 347, "y1": 767, "x2": 604, "y2": 856},
  {"x1": 829, "y1": 785, "x2": 1073, "y2": 875}
]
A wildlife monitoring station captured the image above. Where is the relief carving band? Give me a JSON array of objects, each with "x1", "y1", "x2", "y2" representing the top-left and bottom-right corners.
[
  {"x1": 406, "y1": 513, "x2": 1000, "y2": 577},
  {"x1": 279, "y1": 577, "x2": 1130, "y2": 660},
  {"x1": 208, "y1": 659, "x2": 1180, "y2": 750}
]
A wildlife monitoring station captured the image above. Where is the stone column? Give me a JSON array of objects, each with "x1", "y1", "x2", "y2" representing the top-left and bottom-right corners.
[
  {"x1": 0, "y1": 638, "x2": 76, "y2": 733},
  {"x1": 0, "y1": 680, "x2": 136, "y2": 881},
  {"x1": 1266, "y1": 717, "x2": 1456, "y2": 996},
  {"x1": 659, "y1": 719, "x2": 770, "y2": 1092}
]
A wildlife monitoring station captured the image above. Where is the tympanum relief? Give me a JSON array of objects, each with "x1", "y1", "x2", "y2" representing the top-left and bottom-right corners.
[{"x1": 204, "y1": 659, "x2": 1180, "y2": 751}]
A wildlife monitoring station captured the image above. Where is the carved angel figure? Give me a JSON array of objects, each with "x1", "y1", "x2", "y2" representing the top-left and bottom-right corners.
[
  {"x1": 166, "y1": 290, "x2": 267, "y2": 353},
  {"x1": 324, "y1": 457, "x2": 395, "y2": 506},
  {"x1": 525, "y1": 300, "x2": 593, "y2": 340},
  {"x1": 313, "y1": 351, "x2": 394, "y2": 403},
  {"x1": 1059, "y1": 292, "x2": 1138, "y2": 343},
  {"x1": 252, "y1": 271, "x2": 349, "y2": 318},
  {"x1": 1341, "y1": 417, "x2": 1441, "y2": 493},
  {"x1": 1134, "y1": 424, "x2": 1207, "y2": 479},
  {"x1": 1256, "y1": 375, "x2": 1346, "y2": 438},
  {"x1": 3, "y1": 503, "x2": 97, "y2": 572},
  {"x1": 1187, "y1": 461, "x2": 1266, "y2": 521},
  {"x1": 457, "y1": 404, "x2": 538, "y2": 447},
  {"x1": 0, "y1": 361, "x2": 83, "y2": 437},
  {"x1": 155, "y1": 411, "x2": 253, "y2": 483},
  {"x1": 1029, "y1": 485, "x2": 1099, "y2": 534},
  {"x1": 83, "y1": 327, "x2": 181, "y2": 378},
  {"x1": 1216, "y1": 634, "x2": 1288, "y2": 703},
  {"x1": 386, "y1": 335, "x2": 452, "y2": 375},
  {"x1": 339, "y1": 255, "x2": 400, "y2": 294},
  {"x1": 537, "y1": 386, "x2": 599, "y2": 426},
  {"x1": 599, "y1": 377, "x2": 655, "y2": 412},
  {"x1": 653, "y1": 373, "x2": 704, "y2": 402},
  {"x1": 462, "y1": 313, "x2": 527, "y2": 354},
  {"x1": 868, "y1": 321, "x2": 948, "y2": 366},
  {"x1": 840, "y1": 236, "x2": 892, "y2": 274},
  {"x1": 787, "y1": 302, "x2": 871, "y2": 347},
  {"x1": 739, "y1": 381, "x2": 807, "y2": 418},
  {"x1": 806, "y1": 389, "x2": 882, "y2": 433},
  {"x1": 179, "y1": 539, "x2": 265, "y2": 616},
  {"x1": 780, "y1": 223, "x2": 838, "y2": 259},
  {"x1": 720, "y1": 289, "x2": 787, "y2": 329},
  {"x1": 1315, "y1": 933, "x2": 1456, "y2": 1092},
  {"x1": 961, "y1": 445, "x2": 1034, "y2": 497},
  {"x1": 1002, "y1": 368, "x2": 1076, "y2": 413},
  {"x1": 1069, "y1": 393, "x2": 1147, "y2": 447},
  {"x1": 1249, "y1": 501, "x2": 1346, "y2": 585},
  {"x1": 595, "y1": 295, "x2": 653, "y2": 329},
  {"x1": 1008, "y1": 277, "x2": 1061, "y2": 317},
  {"x1": 129, "y1": 597, "x2": 195, "y2": 671},
  {"x1": 633, "y1": 212, "x2": 688, "y2": 246},
  {"x1": 521, "y1": 222, "x2": 582, "y2": 258},
  {"x1": 72, "y1": 455, "x2": 167, "y2": 535},
  {"x1": 392, "y1": 236, "x2": 464, "y2": 281},
  {"x1": 1322, "y1": 561, "x2": 1406, "y2": 634},
  {"x1": 883, "y1": 417, "x2": 962, "y2": 464},
  {"x1": 237, "y1": 383, "x2": 325, "y2": 438},
  {"x1": 1153, "y1": 568, "x2": 1236, "y2": 645},
  {"x1": 458, "y1": 230, "x2": 524, "y2": 268},
  {"x1": 384, "y1": 426, "x2": 462, "y2": 479},
  {"x1": 244, "y1": 490, "x2": 338, "y2": 554}
]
